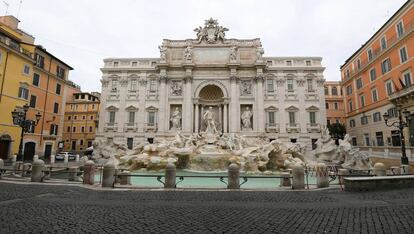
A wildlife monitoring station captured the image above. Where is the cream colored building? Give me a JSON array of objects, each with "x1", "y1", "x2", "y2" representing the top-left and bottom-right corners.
[{"x1": 96, "y1": 19, "x2": 326, "y2": 150}]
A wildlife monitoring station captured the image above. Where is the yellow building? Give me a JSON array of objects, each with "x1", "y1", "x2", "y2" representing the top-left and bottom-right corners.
[
  {"x1": 0, "y1": 16, "x2": 36, "y2": 159},
  {"x1": 63, "y1": 92, "x2": 100, "y2": 153}
]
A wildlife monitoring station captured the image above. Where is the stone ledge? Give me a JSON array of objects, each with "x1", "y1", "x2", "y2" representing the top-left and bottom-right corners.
[{"x1": 344, "y1": 175, "x2": 414, "y2": 192}]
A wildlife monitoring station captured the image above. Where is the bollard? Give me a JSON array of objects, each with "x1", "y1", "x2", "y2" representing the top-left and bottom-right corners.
[
  {"x1": 373, "y1": 162, "x2": 386, "y2": 176},
  {"x1": 31, "y1": 159, "x2": 45, "y2": 182},
  {"x1": 83, "y1": 160, "x2": 95, "y2": 185},
  {"x1": 227, "y1": 163, "x2": 240, "y2": 189},
  {"x1": 316, "y1": 163, "x2": 329, "y2": 188},
  {"x1": 50, "y1": 155, "x2": 55, "y2": 165},
  {"x1": 279, "y1": 171, "x2": 291, "y2": 187},
  {"x1": 75, "y1": 154, "x2": 79, "y2": 163},
  {"x1": 68, "y1": 167, "x2": 78, "y2": 181},
  {"x1": 33, "y1": 155, "x2": 39, "y2": 161},
  {"x1": 400, "y1": 165, "x2": 410, "y2": 175},
  {"x1": 102, "y1": 162, "x2": 116, "y2": 187},
  {"x1": 338, "y1": 169, "x2": 350, "y2": 186},
  {"x1": 64, "y1": 154, "x2": 69, "y2": 165},
  {"x1": 164, "y1": 163, "x2": 177, "y2": 188},
  {"x1": 119, "y1": 171, "x2": 131, "y2": 185},
  {"x1": 390, "y1": 166, "x2": 400, "y2": 175},
  {"x1": 22, "y1": 163, "x2": 32, "y2": 177},
  {"x1": 0, "y1": 159, "x2": 4, "y2": 179},
  {"x1": 292, "y1": 165, "x2": 305, "y2": 190},
  {"x1": 11, "y1": 155, "x2": 17, "y2": 167}
]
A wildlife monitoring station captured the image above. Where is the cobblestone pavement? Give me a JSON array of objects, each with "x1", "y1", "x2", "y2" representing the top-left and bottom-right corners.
[{"x1": 0, "y1": 182, "x2": 414, "y2": 233}]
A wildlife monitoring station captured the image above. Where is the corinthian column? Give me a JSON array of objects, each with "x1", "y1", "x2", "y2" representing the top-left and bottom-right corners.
[
  {"x1": 223, "y1": 102, "x2": 228, "y2": 133},
  {"x1": 158, "y1": 76, "x2": 167, "y2": 132},
  {"x1": 229, "y1": 76, "x2": 238, "y2": 133},
  {"x1": 194, "y1": 102, "x2": 199, "y2": 133},
  {"x1": 256, "y1": 75, "x2": 265, "y2": 132},
  {"x1": 183, "y1": 77, "x2": 192, "y2": 133}
]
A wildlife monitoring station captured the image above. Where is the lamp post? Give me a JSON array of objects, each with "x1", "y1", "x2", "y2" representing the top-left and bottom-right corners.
[
  {"x1": 11, "y1": 104, "x2": 41, "y2": 162},
  {"x1": 383, "y1": 109, "x2": 411, "y2": 165}
]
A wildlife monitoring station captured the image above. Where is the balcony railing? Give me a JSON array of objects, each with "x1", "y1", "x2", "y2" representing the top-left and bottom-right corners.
[
  {"x1": 104, "y1": 122, "x2": 118, "y2": 132},
  {"x1": 144, "y1": 123, "x2": 158, "y2": 132},
  {"x1": 389, "y1": 83, "x2": 414, "y2": 102},
  {"x1": 265, "y1": 123, "x2": 280, "y2": 133},
  {"x1": 344, "y1": 19, "x2": 414, "y2": 81},
  {"x1": 0, "y1": 34, "x2": 34, "y2": 59},
  {"x1": 124, "y1": 122, "x2": 138, "y2": 132},
  {"x1": 306, "y1": 123, "x2": 321, "y2": 133},
  {"x1": 286, "y1": 123, "x2": 300, "y2": 133}
]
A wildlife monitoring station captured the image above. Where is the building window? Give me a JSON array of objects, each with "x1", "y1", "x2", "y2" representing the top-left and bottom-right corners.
[
  {"x1": 360, "y1": 95, "x2": 365, "y2": 107},
  {"x1": 90, "y1": 115, "x2": 94, "y2": 120},
  {"x1": 307, "y1": 79, "x2": 313, "y2": 91},
  {"x1": 367, "y1": 49, "x2": 373, "y2": 61},
  {"x1": 111, "y1": 79, "x2": 118, "y2": 92},
  {"x1": 56, "y1": 83, "x2": 61, "y2": 95},
  {"x1": 352, "y1": 137, "x2": 357, "y2": 146},
  {"x1": 403, "y1": 71, "x2": 412, "y2": 86},
  {"x1": 346, "y1": 69, "x2": 350, "y2": 79},
  {"x1": 127, "y1": 138, "x2": 134, "y2": 150},
  {"x1": 334, "y1": 102, "x2": 338, "y2": 110},
  {"x1": 150, "y1": 80, "x2": 157, "y2": 92},
  {"x1": 373, "y1": 112, "x2": 382, "y2": 122},
  {"x1": 56, "y1": 66, "x2": 65, "y2": 79},
  {"x1": 400, "y1": 47, "x2": 408, "y2": 63},
  {"x1": 23, "y1": 64, "x2": 30, "y2": 75},
  {"x1": 396, "y1": 21, "x2": 404, "y2": 38},
  {"x1": 109, "y1": 112, "x2": 116, "y2": 124},
  {"x1": 372, "y1": 89, "x2": 378, "y2": 102},
  {"x1": 73, "y1": 127, "x2": 76, "y2": 132},
  {"x1": 287, "y1": 79, "x2": 294, "y2": 91},
  {"x1": 324, "y1": 87, "x2": 329, "y2": 95},
  {"x1": 357, "y1": 59, "x2": 361, "y2": 70},
  {"x1": 35, "y1": 54, "x2": 45, "y2": 68},
  {"x1": 361, "y1": 116, "x2": 368, "y2": 125},
  {"x1": 130, "y1": 79, "x2": 137, "y2": 91},
  {"x1": 33, "y1": 73, "x2": 40, "y2": 86},
  {"x1": 385, "y1": 80, "x2": 393, "y2": 96},
  {"x1": 82, "y1": 115, "x2": 86, "y2": 120},
  {"x1": 80, "y1": 140, "x2": 84, "y2": 146},
  {"x1": 67, "y1": 126, "x2": 71, "y2": 132},
  {"x1": 286, "y1": 60, "x2": 292, "y2": 66},
  {"x1": 29, "y1": 95, "x2": 37, "y2": 108},
  {"x1": 348, "y1": 101, "x2": 353, "y2": 112},
  {"x1": 325, "y1": 102, "x2": 329, "y2": 109},
  {"x1": 327, "y1": 119, "x2": 331, "y2": 126},
  {"x1": 346, "y1": 85, "x2": 352, "y2": 95},
  {"x1": 81, "y1": 126, "x2": 85, "y2": 132},
  {"x1": 68, "y1": 116, "x2": 71, "y2": 120},
  {"x1": 89, "y1": 126, "x2": 93, "y2": 132},
  {"x1": 128, "y1": 112, "x2": 135, "y2": 124},
  {"x1": 391, "y1": 130, "x2": 401, "y2": 146},
  {"x1": 267, "y1": 79, "x2": 274, "y2": 93},
  {"x1": 381, "y1": 58, "x2": 392, "y2": 74},
  {"x1": 132, "y1": 62, "x2": 137, "y2": 67},
  {"x1": 309, "y1": 112, "x2": 316, "y2": 125},
  {"x1": 349, "y1": 119, "x2": 355, "y2": 128},
  {"x1": 50, "y1": 124, "x2": 58, "y2": 135},
  {"x1": 364, "y1": 133, "x2": 370, "y2": 146},
  {"x1": 376, "y1": 132, "x2": 384, "y2": 146},
  {"x1": 306, "y1": 60, "x2": 311, "y2": 66},
  {"x1": 268, "y1": 112, "x2": 275, "y2": 125},
  {"x1": 387, "y1": 107, "x2": 398, "y2": 118},
  {"x1": 148, "y1": 112, "x2": 156, "y2": 125},
  {"x1": 356, "y1": 78, "x2": 363, "y2": 89},
  {"x1": 18, "y1": 87, "x2": 29, "y2": 99},
  {"x1": 331, "y1": 87, "x2": 338, "y2": 96},
  {"x1": 369, "y1": 68, "x2": 377, "y2": 81},
  {"x1": 113, "y1": 61, "x2": 119, "y2": 67},
  {"x1": 288, "y1": 112, "x2": 295, "y2": 125},
  {"x1": 380, "y1": 36, "x2": 387, "y2": 50},
  {"x1": 53, "y1": 103, "x2": 59, "y2": 114},
  {"x1": 74, "y1": 115, "x2": 77, "y2": 120}
]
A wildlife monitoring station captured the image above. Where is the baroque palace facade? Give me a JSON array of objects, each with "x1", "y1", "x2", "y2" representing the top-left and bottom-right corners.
[{"x1": 97, "y1": 19, "x2": 326, "y2": 150}]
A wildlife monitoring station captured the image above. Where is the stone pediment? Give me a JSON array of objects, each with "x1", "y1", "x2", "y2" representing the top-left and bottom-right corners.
[
  {"x1": 105, "y1": 105, "x2": 119, "y2": 111},
  {"x1": 285, "y1": 105, "x2": 299, "y2": 111},
  {"x1": 125, "y1": 105, "x2": 139, "y2": 111},
  {"x1": 265, "y1": 106, "x2": 278, "y2": 111},
  {"x1": 145, "y1": 105, "x2": 158, "y2": 111},
  {"x1": 306, "y1": 105, "x2": 320, "y2": 111}
]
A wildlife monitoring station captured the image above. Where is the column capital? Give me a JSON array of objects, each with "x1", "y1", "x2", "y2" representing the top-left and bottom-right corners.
[{"x1": 230, "y1": 75, "x2": 239, "y2": 82}]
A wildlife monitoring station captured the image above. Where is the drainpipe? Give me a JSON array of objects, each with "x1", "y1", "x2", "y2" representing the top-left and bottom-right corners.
[
  {"x1": 39, "y1": 57, "x2": 52, "y2": 148},
  {"x1": 0, "y1": 51, "x2": 9, "y2": 103}
]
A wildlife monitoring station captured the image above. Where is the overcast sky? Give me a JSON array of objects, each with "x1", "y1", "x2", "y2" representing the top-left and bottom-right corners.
[{"x1": 3, "y1": 0, "x2": 407, "y2": 92}]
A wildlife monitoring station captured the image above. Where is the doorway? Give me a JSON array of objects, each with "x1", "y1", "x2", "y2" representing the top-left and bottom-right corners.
[
  {"x1": 0, "y1": 134, "x2": 11, "y2": 159},
  {"x1": 44, "y1": 144, "x2": 52, "y2": 160},
  {"x1": 23, "y1": 142, "x2": 36, "y2": 161}
]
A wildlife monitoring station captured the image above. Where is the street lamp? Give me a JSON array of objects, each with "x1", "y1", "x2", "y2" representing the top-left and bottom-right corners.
[
  {"x1": 11, "y1": 104, "x2": 41, "y2": 161},
  {"x1": 383, "y1": 108, "x2": 411, "y2": 165}
]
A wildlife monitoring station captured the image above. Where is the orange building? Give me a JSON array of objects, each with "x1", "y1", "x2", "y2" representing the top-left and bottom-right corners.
[
  {"x1": 324, "y1": 81, "x2": 345, "y2": 125},
  {"x1": 62, "y1": 92, "x2": 100, "y2": 153},
  {"x1": 23, "y1": 46, "x2": 80, "y2": 160},
  {"x1": 340, "y1": 1, "x2": 414, "y2": 147}
]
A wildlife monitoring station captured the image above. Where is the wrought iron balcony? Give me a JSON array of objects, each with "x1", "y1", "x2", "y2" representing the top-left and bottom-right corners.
[
  {"x1": 124, "y1": 122, "x2": 138, "y2": 132},
  {"x1": 104, "y1": 122, "x2": 118, "y2": 132},
  {"x1": 144, "y1": 123, "x2": 158, "y2": 132},
  {"x1": 286, "y1": 123, "x2": 300, "y2": 133},
  {"x1": 306, "y1": 123, "x2": 321, "y2": 133},
  {"x1": 265, "y1": 123, "x2": 280, "y2": 133}
]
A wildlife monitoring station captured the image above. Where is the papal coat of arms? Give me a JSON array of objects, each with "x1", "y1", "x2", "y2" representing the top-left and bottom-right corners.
[{"x1": 194, "y1": 18, "x2": 228, "y2": 43}]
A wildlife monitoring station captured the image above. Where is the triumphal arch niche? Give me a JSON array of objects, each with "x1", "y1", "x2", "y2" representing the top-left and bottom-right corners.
[{"x1": 98, "y1": 18, "x2": 326, "y2": 148}]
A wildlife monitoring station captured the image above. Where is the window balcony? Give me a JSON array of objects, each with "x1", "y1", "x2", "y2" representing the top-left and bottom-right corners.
[
  {"x1": 144, "y1": 123, "x2": 158, "y2": 132},
  {"x1": 124, "y1": 122, "x2": 138, "y2": 132},
  {"x1": 265, "y1": 123, "x2": 280, "y2": 133},
  {"x1": 306, "y1": 123, "x2": 321, "y2": 133},
  {"x1": 104, "y1": 122, "x2": 118, "y2": 132},
  {"x1": 286, "y1": 123, "x2": 300, "y2": 133}
]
